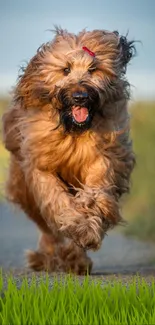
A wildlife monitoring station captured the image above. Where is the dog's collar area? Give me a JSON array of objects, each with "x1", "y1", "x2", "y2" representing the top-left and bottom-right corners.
[{"x1": 82, "y1": 46, "x2": 95, "y2": 57}]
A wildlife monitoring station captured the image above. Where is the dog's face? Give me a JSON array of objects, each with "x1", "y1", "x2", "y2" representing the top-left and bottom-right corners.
[{"x1": 17, "y1": 28, "x2": 135, "y2": 133}]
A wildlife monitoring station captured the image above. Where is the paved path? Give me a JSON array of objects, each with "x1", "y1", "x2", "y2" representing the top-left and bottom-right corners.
[{"x1": 1, "y1": 203, "x2": 155, "y2": 275}]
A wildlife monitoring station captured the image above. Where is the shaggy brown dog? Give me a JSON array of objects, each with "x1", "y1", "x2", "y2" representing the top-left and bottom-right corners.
[{"x1": 2, "y1": 28, "x2": 136, "y2": 274}]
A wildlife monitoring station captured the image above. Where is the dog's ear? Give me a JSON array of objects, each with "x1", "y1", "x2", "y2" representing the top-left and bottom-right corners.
[{"x1": 113, "y1": 31, "x2": 136, "y2": 74}]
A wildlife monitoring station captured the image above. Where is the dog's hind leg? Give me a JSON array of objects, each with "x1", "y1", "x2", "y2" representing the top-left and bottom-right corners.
[
  {"x1": 27, "y1": 235, "x2": 93, "y2": 275},
  {"x1": 26, "y1": 232, "x2": 64, "y2": 272}
]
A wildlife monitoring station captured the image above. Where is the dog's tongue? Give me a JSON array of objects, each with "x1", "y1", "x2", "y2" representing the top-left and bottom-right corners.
[{"x1": 72, "y1": 106, "x2": 89, "y2": 123}]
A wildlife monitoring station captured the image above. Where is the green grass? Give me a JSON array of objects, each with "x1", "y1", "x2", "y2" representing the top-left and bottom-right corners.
[{"x1": 0, "y1": 272, "x2": 155, "y2": 325}]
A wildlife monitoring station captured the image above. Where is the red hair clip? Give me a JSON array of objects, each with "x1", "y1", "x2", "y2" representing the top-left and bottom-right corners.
[{"x1": 82, "y1": 46, "x2": 95, "y2": 57}]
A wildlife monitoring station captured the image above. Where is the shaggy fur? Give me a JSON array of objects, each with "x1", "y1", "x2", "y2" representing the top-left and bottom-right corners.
[{"x1": 2, "y1": 28, "x2": 136, "y2": 274}]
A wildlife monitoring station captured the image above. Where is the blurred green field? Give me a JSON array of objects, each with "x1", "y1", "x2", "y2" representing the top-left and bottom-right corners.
[
  {"x1": 0, "y1": 97, "x2": 155, "y2": 241},
  {"x1": 0, "y1": 98, "x2": 10, "y2": 198},
  {"x1": 123, "y1": 101, "x2": 155, "y2": 241}
]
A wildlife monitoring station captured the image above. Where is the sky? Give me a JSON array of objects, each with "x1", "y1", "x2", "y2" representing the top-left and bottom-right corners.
[{"x1": 0, "y1": 0, "x2": 155, "y2": 99}]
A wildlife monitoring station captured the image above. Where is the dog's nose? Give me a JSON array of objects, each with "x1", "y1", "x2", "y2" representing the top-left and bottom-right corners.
[{"x1": 72, "y1": 92, "x2": 88, "y2": 103}]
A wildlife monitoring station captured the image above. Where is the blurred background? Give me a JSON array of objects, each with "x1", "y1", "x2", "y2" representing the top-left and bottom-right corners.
[{"x1": 0, "y1": 0, "x2": 155, "y2": 272}]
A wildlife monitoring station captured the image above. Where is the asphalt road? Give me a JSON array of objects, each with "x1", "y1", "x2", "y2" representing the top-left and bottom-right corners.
[{"x1": 1, "y1": 202, "x2": 155, "y2": 275}]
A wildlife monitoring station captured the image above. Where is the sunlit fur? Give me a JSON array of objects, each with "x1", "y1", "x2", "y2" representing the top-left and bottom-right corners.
[{"x1": 2, "y1": 27, "x2": 136, "y2": 274}]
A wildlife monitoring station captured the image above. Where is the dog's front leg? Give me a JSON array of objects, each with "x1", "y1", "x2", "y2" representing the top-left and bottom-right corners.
[
  {"x1": 72, "y1": 158, "x2": 122, "y2": 250},
  {"x1": 27, "y1": 169, "x2": 82, "y2": 226},
  {"x1": 27, "y1": 169, "x2": 104, "y2": 250}
]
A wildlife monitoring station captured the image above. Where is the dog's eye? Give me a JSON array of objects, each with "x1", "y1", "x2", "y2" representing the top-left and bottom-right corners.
[
  {"x1": 88, "y1": 66, "x2": 96, "y2": 73},
  {"x1": 64, "y1": 67, "x2": 71, "y2": 75}
]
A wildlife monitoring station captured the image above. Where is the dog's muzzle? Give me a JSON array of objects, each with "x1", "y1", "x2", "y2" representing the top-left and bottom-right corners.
[
  {"x1": 71, "y1": 92, "x2": 89, "y2": 124},
  {"x1": 57, "y1": 85, "x2": 99, "y2": 133}
]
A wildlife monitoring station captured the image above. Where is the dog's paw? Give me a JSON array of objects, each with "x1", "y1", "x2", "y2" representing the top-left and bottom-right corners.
[
  {"x1": 58, "y1": 242, "x2": 93, "y2": 275},
  {"x1": 60, "y1": 216, "x2": 104, "y2": 251}
]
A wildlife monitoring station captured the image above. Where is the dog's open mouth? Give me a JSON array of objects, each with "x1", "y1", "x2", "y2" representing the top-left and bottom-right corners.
[{"x1": 72, "y1": 106, "x2": 89, "y2": 124}]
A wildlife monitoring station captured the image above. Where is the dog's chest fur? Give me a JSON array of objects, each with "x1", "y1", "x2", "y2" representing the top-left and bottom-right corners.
[{"x1": 55, "y1": 131, "x2": 99, "y2": 187}]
